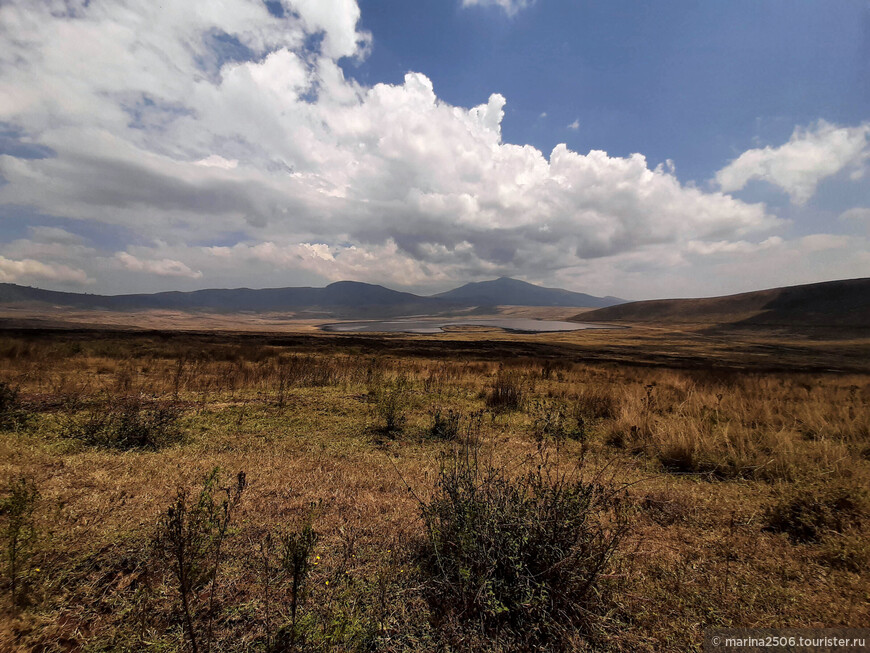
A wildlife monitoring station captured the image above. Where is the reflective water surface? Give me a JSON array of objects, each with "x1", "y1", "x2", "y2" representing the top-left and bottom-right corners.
[{"x1": 320, "y1": 318, "x2": 611, "y2": 334}]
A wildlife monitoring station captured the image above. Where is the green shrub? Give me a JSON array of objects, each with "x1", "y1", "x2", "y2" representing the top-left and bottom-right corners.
[
  {"x1": 372, "y1": 376, "x2": 410, "y2": 436},
  {"x1": 418, "y1": 441, "x2": 629, "y2": 649},
  {"x1": 264, "y1": 516, "x2": 319, "y2": 652},
  {"x1": 63, "y1": 398, "x2": 182, "y2": 450},
  {"x1": 0, "y1": 381, "x2": 31, "y2": 431},
  {"x1": 155, "y1": 468, "x2": 246, "y2": 653}
]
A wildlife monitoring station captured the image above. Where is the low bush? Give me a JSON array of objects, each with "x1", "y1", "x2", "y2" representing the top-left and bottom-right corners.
[
  {"x1": 764, "y1": 482, "x2": 867, "y2": 543},
  {"x1": 429, "y1": 409, "x2": 484, "y2": 446},
  {"x1": 0, "y1": 381, "x2": 31, "y2": 431},
  {"x1": 816, "y1": 532, "x2": 869, "y2": 572},
  {"x1": 531, "y1": 400, "x2": 587, "y2": 443},
  {"x1": 429, "y1": 408, "x2": 461, "y2": 441},
  {"x1": 636, "y1": 490, "x2": 690, "y2": 527},
  {"x1": 62, "y1": 398, "x2": 182, "y2": 450},
  {"x1": 418, "y1": 441, "x2": 629, "y2": 649},
  {"x1": 1, "y1": 476, "x2": 40, "y2": 607}
]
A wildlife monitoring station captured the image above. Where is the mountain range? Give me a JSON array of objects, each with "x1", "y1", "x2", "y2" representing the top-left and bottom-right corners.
[
  {"x1": 2, "y1": 277, "x2": 867, "y2": 330},
  {"x1": 0, "y1": 277, "x2": 626, "y2": 317}
]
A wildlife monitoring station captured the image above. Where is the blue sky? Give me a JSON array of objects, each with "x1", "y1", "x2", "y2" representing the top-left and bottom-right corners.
[
  {"x1": 0, "y1": 0, "x2": 868, "y2": 299},
  {"x1": 351, "y1": 1, "x2": 867, "y2": 179}
]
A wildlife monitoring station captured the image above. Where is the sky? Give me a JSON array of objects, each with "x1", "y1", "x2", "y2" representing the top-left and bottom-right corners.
[{"x1": 0, "y1": 0, "x2": 868, "y2": 300}]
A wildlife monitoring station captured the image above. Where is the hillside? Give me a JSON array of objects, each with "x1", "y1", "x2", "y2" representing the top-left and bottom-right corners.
[
  {"x1": 576, "y1": 277, "x2": 870, "y2": 329},
  {"x1": 434, "y1": 277, "x2": 624, "y2": 308}
]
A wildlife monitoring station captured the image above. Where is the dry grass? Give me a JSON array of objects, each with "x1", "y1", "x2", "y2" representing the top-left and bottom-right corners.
[{"x1": 0, "y1": 329, "x2": 867, "y2": 651}]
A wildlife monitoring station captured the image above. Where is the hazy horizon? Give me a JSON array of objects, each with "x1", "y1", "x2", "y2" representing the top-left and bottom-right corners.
[{"x1": 6, "y1": 273, "x2": 870, "y2": 306}]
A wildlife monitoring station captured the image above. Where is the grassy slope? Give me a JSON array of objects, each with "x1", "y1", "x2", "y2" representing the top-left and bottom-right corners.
[{"x1": 575, "y1": 277, "x2": 870, "y2": 330}]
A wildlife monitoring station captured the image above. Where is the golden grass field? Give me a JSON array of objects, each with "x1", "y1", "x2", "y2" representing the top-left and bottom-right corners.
[{"x1": 0, "y1": 319, "x2": 868, "y2": 651}]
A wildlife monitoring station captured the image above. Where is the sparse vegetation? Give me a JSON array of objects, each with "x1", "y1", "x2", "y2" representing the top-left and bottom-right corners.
[
  {"x1": 764, "y1": 482, "x2": 867, "y2": 543},
  {"x1": 0, "y1": 328, "x2": 867, "y2": 651},
  {"x1": 372, "y1": 375, "x2": 411, "y2": 436},
  {"x1": 155, "y1": 468, "x2": 247, "y2": 653},
  {"x1": 62, "y1": 397, "x2": 183, "y2": 450},
  {"x1": 0, "y1": 381, "x2": 31, "y2": 431}
]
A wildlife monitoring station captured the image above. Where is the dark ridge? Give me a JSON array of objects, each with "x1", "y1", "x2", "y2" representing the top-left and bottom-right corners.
[
  {"x1": 0, "y1": 280, "x2": 454, "y2": 316},
  {"x1": 575, "y1": 277, "x2": 870, "y2": 331}
]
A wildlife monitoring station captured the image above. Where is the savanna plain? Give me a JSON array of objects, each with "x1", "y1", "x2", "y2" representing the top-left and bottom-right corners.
[{"x1": 0, "y1": 322, "x2": 868, "y2": 652}]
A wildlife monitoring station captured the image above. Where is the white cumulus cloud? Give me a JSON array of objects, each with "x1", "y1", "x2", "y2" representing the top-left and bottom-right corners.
[
  {"x1": 116, "y1": 252, "x2": 203, "y2": 279},
  {"x1": 0, "y1": 255, "x2": 92, "y2": 285},
  {"x1": 716, "y1": 120, "x2": 870, "y2": 204}
]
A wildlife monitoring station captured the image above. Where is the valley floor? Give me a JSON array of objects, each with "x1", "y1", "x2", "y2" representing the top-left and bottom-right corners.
[{"x1": 0, "y1": 326, "x2": 867, "y2": 651}]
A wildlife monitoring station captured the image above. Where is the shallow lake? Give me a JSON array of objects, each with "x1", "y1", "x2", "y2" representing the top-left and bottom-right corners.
[{"x1": 320, "y1": 318, "x2": 612, "y2": 334}]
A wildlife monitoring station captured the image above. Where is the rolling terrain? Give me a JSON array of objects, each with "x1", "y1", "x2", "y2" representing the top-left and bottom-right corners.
[
  {"x1": 0, "y1": 277, "x2": 621, "y2": 318},
  {"x1": 576, "y1": 277, "x2": 870, "y2": 331},
  {"x1": 0, "y1": 281, "x2": 452, "y2": 318}
]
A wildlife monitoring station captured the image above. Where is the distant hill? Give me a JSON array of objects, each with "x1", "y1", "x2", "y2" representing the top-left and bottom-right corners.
[
  {"x1": 0, "y1": 281, "x2": 454, "y2": 318},
  {"x1": 434, "y1": 277, "x2": 625, "y2": 308},
  {"x1": 575, "y1": 277, "x2": 870, "y2": 329},
  {"x1": 0, "y1": 277, "x2": 624, "y2": 316}
]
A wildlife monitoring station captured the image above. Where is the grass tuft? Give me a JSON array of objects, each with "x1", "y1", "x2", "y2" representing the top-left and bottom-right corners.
[{"x1": 484, "y1": 369, "x2": 525, "y2": 412}]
